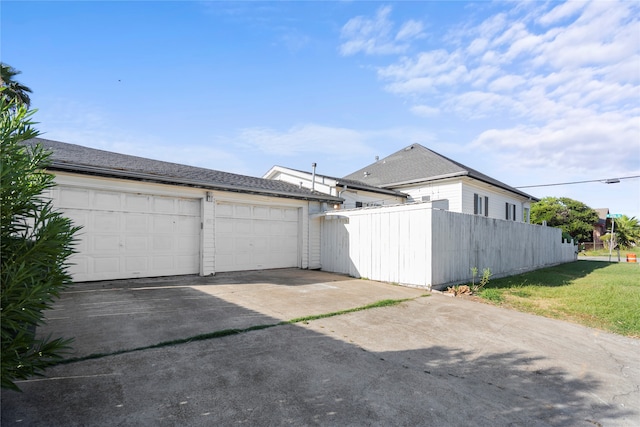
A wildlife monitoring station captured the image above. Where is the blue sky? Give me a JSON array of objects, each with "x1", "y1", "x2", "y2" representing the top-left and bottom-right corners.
[{"x1": 2, "y1": 1, "x2": 639, "y2": 217}]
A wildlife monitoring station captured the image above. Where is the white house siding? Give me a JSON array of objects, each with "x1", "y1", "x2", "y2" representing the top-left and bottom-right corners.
[
  {"x1": 308, "y1": 201, "x2": 323, "y2": 269},
  {"x1": 461, "y1": 180, "x2": 531, "y2": 221},
  {"x1": 49, "y1": 173, "x2": 207, "y2": 282},
  {"x1": 396, "y1": 181, "x2": 462, "y2": 212},
  {"x1": 338, "y1": 188, "x2": 405, "y2": 209},
  {"x1": 268, "y1": 170, "x2": 335, "y2": 196},
  {"x1": 201, "y1": 196, "x2": 215, "y2": 276},
  {"x1": 321, "y1": 204, "x2": 575, "y2": 289}
]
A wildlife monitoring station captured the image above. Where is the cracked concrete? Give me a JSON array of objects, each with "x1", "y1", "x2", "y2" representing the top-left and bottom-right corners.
[{"x1": 2, "y1": 269, "x2": 639, "y2": 426}]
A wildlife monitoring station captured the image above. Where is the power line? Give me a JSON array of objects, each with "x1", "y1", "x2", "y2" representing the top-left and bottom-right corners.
[{"x1": 516, "y1": 175, "x2": 640, "y2": 189}]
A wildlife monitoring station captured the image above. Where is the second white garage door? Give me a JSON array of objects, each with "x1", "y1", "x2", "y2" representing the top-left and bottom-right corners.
[{"x1": 215, "y1": 202, "x2": 300, "y2": 272}]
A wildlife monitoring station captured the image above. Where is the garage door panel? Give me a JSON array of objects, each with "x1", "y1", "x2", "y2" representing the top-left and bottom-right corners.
[
  {"x1": 154, "y1": 197, "x2": 175, "y2": 213},
  {"x1": 176, "y1": 255, "x2": 198, "y2": 270},
  {"x1": 253, "y1": 237, "x2": 269, "y2": 251},
  {"x1": 177, "y1": 216, "x2": 200, "y2": 234},
  {"x1": 60, "y1": 188, "x2": 90, "y2": 208},
  {"x1": 236, "y1": 205, "x2": 252, "y2": 218},
  {"x1": 253, "y1": 206, "x2": 269, "y2": 219},
  {"x1": 125, "y1": 257, "x2": 148, "y2": 273},
  {"x1": 94, "y1": 257, "x2": 120, "y2": 275},
  {"x1": 123, "y1": 213, "x2": 147, "y2": 233},
  {"x1": 94, "y1": 191, "x2": 120, "y2": 209},
  {"x1": 216, "y1": 204, "x2": 234, "y2": 217},
  {"x1": 125, "y1": 235, "x2": 148, "y2": 251},
  {"x1": 94, "y1": 235, "x2": 120, "y2": 252},
  {"x1": 152, "y1": 235, "x2": 174, "y2": 251},
  {"x1": 56, "y1": 187, "x2": 201, "y2": 281},
  {"x1": 215, "y1": 202, "x2": 300, "y2": 272},
  {"x1": 95, "y1": 212, "x2": 119, "y2": 232},
  {"x1": 180, "y1": 199, "x2": 200, "y2": 215},
  {"x1": 253, "y1": 220, "x2": 270, "y2": 236},
  {"x1": 283, "y1": 208, "x2": 298, "y2": 221},
  {"x1": 124, "y1": 194, "x2": 150, "y2": 212},
  {"x1": 176, "y1": 235, "x2": 197, "y2": 252},
  {"x1": 152, "y1": 215, "x2": 175, "y2": 233}
]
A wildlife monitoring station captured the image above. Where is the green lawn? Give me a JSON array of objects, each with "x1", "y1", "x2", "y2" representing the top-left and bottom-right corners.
[
  {"x1": 581, "y1": 246, "x2": 640, "y2": 257},
  {"x1": 477, "y1": 261, "x2": 640, "y2": 337}
]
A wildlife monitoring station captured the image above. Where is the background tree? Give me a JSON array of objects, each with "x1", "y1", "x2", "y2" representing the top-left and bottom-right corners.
[
  {"x1": 604, "y1": 215, "x2": 640, "y2": 249},
  {"x1": 1, "y1": 92, "x2": 80, "y2": 391},
  {"x1": 1, "y1": 63, "x2": 32, "y2": 108},
  {"x1": 530, "y1": 197, "x2": 599, "y2": 243}
]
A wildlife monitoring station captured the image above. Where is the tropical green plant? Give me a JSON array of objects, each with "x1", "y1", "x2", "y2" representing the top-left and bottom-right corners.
[
  {"x1": 610, "y1": 216, "x2": 640, "y2": 249},
  {"x1": 600, "y1": 233, "x2": 615, "y2": 251},
  {"x1": 530, "y1": 197, "x2": 599, "y2": 243},
  {"x1": 1, "y1": 93, "x2": 80, "y2": 391},
  {"x1": 1, "y1": 63, "x2": 32, "y2": 108}
]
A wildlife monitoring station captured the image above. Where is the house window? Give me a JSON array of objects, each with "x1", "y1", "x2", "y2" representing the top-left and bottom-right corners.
[
  {"x1": 474, "y1": 194, "x2": 488, "y2": 216},
  {"x1": 523, "y1": 207, "x2": 530, "y2": 223},
  {"x1": 505, "y1": 203, "x2": 517, "y2": 221},
  {"x1": 355, "y1": 202, "x2": 363, "y2": 208}
]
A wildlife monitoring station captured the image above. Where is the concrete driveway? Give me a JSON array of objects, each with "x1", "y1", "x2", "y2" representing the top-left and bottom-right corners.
[{"x1": 2, "y1": 269, "x2": 639, "y2": 426}]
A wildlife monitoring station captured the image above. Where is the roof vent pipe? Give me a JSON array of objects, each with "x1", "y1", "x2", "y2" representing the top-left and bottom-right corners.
[{"x1": 311, "y1": 162, "x2": 317, "y2": 191}]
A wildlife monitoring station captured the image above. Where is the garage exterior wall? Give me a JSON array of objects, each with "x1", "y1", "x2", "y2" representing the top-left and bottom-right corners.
[
  {"x1": 49, "y1": 173, "x2": 209, "y2": 281},
  {"x1": 49, "y1": 172, "x2": 313, "y2": 281}
]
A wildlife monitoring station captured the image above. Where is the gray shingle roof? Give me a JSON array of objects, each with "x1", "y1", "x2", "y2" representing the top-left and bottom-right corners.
[
  {"x1": 26, "y1": 138, "x2": 342, "y2": 203},
  {"x1": 343, "y1": 143, "x2": 537, "y2": 201}
]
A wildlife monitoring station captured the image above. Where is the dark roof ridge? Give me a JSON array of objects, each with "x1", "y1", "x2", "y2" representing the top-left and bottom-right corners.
[
  {"x1": 26, "y1": 138, "x2": 342, "y2": 203},
  {"x1": 343, "y1": 143, "x2": 537, "y2": 201}
]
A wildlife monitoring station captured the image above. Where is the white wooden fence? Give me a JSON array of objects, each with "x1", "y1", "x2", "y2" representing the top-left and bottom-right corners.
[{"x1": 320, "y1": 204, "x2": 577, "y2": 289}]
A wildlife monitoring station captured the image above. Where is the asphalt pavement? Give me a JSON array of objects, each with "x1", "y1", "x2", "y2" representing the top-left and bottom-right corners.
[{"x1": 2, "y1": 269, "x2": 639, "y2": 426}]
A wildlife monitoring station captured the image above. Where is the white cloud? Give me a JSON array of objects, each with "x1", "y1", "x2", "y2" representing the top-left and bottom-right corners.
[
  {"x1": 237, "y1": 124, "x2": 372, "y2": 156},
  {"x1": 538, "y1": 1, "x2": 587, "y2": 26},
  {"x1": 410, "y1": 104, "x2": 439, "y2": 118},
  {"x1": 33, "y1": 97, "x2": 251, "y2": 173},
  {"x1": 235, "y1": 123, "x2": 437, "y2": 159},
  {"x1": 339, "y1": 6, "x2": 424, "y2": 56},
  {"x1": 395, "y1": 20, "x2": 424, "y2": 41},
  {"x1": 340, "y1": 0, "x2": 640, "y2": 186},
  {"x1": 487, "y1": 74, "x2": 526, "y2": 92},
  {"x1": 471, "y1": 111, "x2": 640, "y2": 175}
]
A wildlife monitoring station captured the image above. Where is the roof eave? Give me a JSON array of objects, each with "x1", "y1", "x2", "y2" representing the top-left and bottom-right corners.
[
  {"x1": 382, "y1": 171, "x2": 469, "y2": 188},
  {"x1": 49, "y1": 162, "x2": 344, "y2": 204}
]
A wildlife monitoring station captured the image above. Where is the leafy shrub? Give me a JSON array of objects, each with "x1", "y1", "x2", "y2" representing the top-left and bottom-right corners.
[{"x1": 1, "y1": 96, "x2": 80, "y2": 391}]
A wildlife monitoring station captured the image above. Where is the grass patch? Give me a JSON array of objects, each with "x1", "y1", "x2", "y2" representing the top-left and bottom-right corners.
[
  {"x1": 479, "y1": 288, "x2": 503, "y2": 303},
  {"x1": 286, "y1": 298, "x2": 413, "y2": 324},
  {"x1": 582, "y1": 246, "x2": 640, "y2": 257},
  {"x1": 477, "y1": 261, "x2": 640, "y2": 337},
  {"x1": 57, "y1": 297, "x2": 418, "y2": 366}
]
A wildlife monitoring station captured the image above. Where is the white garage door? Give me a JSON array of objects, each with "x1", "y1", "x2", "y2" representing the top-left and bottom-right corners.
[
  {"x1": 56, "y1": 186, "x2": 201, "y2": 282},
  {"x1": 215, "y1": 202, "x2": 300, "y2": 272}
]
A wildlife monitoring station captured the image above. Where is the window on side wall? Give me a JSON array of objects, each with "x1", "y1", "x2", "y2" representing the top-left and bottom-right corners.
[
  {"x1": 505, "y1": 203, "x2": 517, "y2": 221},
  {"x1": 474, "y1": 194, "x2": 489, "y2": 216}
]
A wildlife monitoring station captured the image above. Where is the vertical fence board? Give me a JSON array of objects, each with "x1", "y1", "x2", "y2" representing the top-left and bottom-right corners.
[{"x1": 320, "y1": 205, "x2": 576, "y2": 289}]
